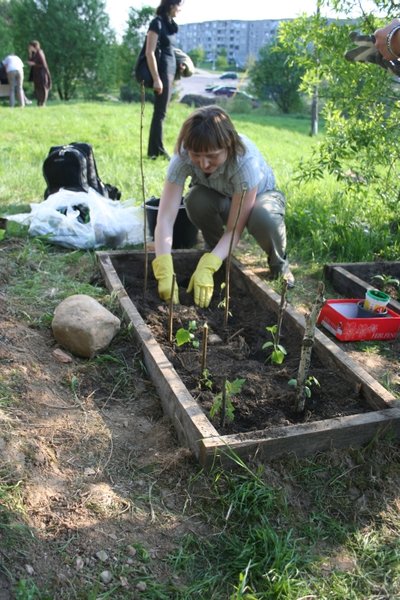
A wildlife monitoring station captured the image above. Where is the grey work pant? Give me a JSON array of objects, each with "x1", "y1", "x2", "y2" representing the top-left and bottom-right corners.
[
  {"x1": 184, "y1": 184, "x2": 289, "y2": 274},
  {"x1": 7, "y1": 69, "x2": 25, "y2": 108}
]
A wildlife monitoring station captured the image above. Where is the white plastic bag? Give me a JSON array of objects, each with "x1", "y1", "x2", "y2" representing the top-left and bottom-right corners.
[{"x1": 7, "y1": 188, "x2": 145, "y2": 249}]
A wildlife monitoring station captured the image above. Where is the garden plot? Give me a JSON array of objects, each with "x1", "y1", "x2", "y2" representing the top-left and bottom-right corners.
[
  {"x1": 97, "y1": 250, "x2": 400, "y2": 466},
  {"x1": 324, "y1": 260, "x2": 400, "y2": 314}
]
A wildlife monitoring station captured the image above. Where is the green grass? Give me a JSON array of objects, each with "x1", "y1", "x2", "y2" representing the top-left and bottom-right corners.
[
  {"x1": 1, "y1": 99, "x2": 396, "y2": 266},
  {"x1": 1, "y1": 99, "x2": 399, "y2": 599}
]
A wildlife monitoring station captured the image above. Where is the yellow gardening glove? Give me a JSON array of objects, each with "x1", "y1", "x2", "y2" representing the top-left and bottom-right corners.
[
  {"x1": 187, "y1": 253, "x2": 222, "y2": 308},
  {"x1": 152, "y1": 254, "x2": 179, "y2": 304}
]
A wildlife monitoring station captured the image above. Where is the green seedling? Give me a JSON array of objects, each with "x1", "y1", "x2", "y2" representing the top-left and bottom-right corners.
[
  {"x1": 210, "y1": 378, "x2": 245, "y2": 424},
  {"x1": 372, "y1": 274, "x2": 400, "y2": 299},
  {"x1": 262, "y1": 324, "x2": 287, "y2": 365},
  {"x1": 289, "y1": 375, "x2": 320, "y2": 399},
  {"x1": 175, "y1": 320, "x2": 199, "y2": 348},
  {"x1": 199, "y1": 368, "x2": 213, "y2": 391}
]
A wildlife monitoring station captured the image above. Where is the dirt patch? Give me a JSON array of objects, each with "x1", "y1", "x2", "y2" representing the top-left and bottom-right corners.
[
  {"x1": 112, "y1": 253, "x2": 374, "y2": 437},
  {"x1": 0, "y1": 245, "x2": 202, "y2": 596}
]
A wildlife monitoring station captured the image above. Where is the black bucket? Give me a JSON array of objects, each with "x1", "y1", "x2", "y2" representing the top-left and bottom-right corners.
[{"x1": 145, "y1": 196, "x2": 198, "y2": 249}]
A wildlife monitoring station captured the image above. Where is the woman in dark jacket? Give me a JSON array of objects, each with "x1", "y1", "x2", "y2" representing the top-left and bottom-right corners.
[
  {"x1": 28, "y1": 40, "x2": 51, "y2": 106},
  {"x1": 145, "y1": 0, "x2": 182, "y2": 159}
]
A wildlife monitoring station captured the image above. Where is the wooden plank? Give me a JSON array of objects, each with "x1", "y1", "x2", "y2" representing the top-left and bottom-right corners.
[
  {"x1": 200, "y1": 408, "x2": 400, "y2": 466},
  {"x1": 324, "y1": 263, "x2": 400, "y2": 314},
  {"x1": 97, "y1": 252, "x2": 219, "y2": 459},
  {"x1": 235, "y1": 260, "x2": 397, "y2": 410}
]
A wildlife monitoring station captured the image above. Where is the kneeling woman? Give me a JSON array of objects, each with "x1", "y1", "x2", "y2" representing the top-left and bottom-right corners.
[{"x1": 152, "y1": 105, "x2": 294, "y2": 308}]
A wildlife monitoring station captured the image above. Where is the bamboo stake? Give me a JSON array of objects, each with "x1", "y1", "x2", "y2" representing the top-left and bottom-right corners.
[
  {"x1": 139, "y1": 82, "x2": 148, "y2": 297},
  {"x1": 220, "y1": 377, "x2": 227, "y2": 428},
  {"x1": 223, "y1": 187, "x2": 247, "y2": 328},
  {"x1": 201, "y1": 322, "x2": 209, "y2": 373},
  {"x1": 167, "y1": 274, "x2": 176, "y2": 344},
  {"x1": 295, "y1": 282, "x2": 325, "y2": 413}
]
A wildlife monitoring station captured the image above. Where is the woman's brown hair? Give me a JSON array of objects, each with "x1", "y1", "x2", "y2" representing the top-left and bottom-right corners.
[
  {"x1": 175, "y1": 105, "x2": 245, "y2": 161},
  {"x1": 156, "y1": 0, "x2": 182, "y2": 17}
]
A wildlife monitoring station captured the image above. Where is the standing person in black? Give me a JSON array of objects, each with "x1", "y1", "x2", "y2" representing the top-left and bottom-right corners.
[{"x1": 145, "y1": 0, "x2": 182, "y2": 160}]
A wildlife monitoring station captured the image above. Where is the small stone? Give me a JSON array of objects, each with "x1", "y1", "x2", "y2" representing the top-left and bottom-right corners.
[
  {"x1": 127, "y1": 545, "x2": 137, "y2": 557},
  {"x1": 100, "y1": 570, "x2": 113, "y2": 584},
  {"x1": 53, "y1": 348, "x2": 73, "y2": 363},
  {"x1": 25, "y1": 564, "x2": 34, "y2": 575},
  {"x1": 208, "y1": 333, "x2": 223, "y2": 345},
  {"x1": 75, "y1": 557, "x2": 84, "y2": 571},
  {"x1": 84, "y1": 467, "x2": 96, "y2": 476},
  {"x1": 136, "y1": 581, "x2": 147, "y2": 592},
  {"x1": 96, "y1": 550, "x2": 109, "y2": 562}
]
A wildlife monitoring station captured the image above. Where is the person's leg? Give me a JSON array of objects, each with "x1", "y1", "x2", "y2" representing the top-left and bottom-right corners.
[
  {"x1": 7, "y1": 70, "x2": 17, "y2": 107},
  {"x1": 42, "y1": 86, "x2": 49, "y2": 106},
  {"x1": 15, "y1": 70, "x2": 25, "y2": 107},
  {"x1": 147, "y1": 73, "x2": 173, "y2": 158},
  {"x1": 36, "y1": 84, "x2": 46, "y2": 106},
  {"x1": 246, "y1": 190, "x2": 293, "y2": 282},
  {"x1": 184, "y1": 185, "x2": 230, "y2": 248}
]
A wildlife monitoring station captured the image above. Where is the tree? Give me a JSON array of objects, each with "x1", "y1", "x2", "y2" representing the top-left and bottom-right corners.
[
  {"x1": 278, "y1": 4, "x2": 400, "y2": 206},
  {"x1": 249, "y1": 42, "x2": 304, "y2": 113},
  {"x1": 215, "y1": 48, "x2": 228, "y2": 71},
  {"x1": 0, "y1": 1, "x2": 14, "y2": 57},
  {"x1": 188, "y1": 47, "x2": 205, "y2": 67},
  {"x1": 11, "y1": 0, "x2": 116, "y2": 100}
]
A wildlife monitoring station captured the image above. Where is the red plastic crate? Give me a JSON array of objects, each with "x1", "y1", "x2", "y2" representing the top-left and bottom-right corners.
[{"x1": 318, "y1": 299, "x2": 400, "y2": 342}]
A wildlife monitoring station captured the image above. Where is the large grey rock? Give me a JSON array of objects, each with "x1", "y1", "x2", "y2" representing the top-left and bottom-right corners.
[{"x1": 52, "y1": 294, "x2": 121, "y2": 358}]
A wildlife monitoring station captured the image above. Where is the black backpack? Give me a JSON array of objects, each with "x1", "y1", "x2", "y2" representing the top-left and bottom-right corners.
[{"x1": 43, "y1": 142, "x2": 121, "y2": 200}]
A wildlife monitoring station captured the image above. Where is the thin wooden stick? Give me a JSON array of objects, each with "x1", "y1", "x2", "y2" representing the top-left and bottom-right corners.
[
  {"x1": 276, "y1": 280, "x2": 288, "y2": 345},
  {"x1": 139, "y1": 81, "x2": 148, "y2": 297},
  {"x1": 295, "y1": 282, "x2": 325, "y2": 413},
  {"x1": 168, "y1": 274, "x2": 176, "y2": 344},
  {"x1": 224, "y1": 187, "x2": 247, "y2": 328},
  {"x1": 220, "y1": 377, "x2": 227, "y2": 428},
  {"x1": 201, "y1": 322, "x2": 209, "y2": 372}
]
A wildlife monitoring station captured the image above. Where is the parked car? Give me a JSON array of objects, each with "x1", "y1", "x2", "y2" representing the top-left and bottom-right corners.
[
  {"x1": 211, "y1": 86, "x2": 259, "y2": 107},
  {"x1": 219, "y1": 72, "x2": 238, "y2": 80},
  {"x1": 204, "y1": 83, "x2": 219, "y2": 92},
  {"x1": 212, "y1": 85, "x2": 237, "y2": 97}
]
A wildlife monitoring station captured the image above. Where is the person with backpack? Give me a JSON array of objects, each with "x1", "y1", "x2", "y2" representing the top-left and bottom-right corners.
[
  {"x1": 2, "y1": 54, "x2": 25, "y2": 107},
  {"x1": 145, "y1": 0, "x2": 182, "y2": 160},
  {"x1": 152, "y1": 105, "x2": 294, "y2": 308},
  {"x1": 27, "y1": 40, "x2": 51, "y2": 106}
]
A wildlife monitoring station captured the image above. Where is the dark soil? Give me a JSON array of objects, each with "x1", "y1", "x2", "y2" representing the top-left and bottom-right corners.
[{"x1": 112, "y1": 253, "x2": 372, "y2": 436}]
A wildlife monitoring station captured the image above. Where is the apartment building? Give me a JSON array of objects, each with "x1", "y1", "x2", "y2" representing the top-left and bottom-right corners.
[{"x1": 176, "y1": 19, "x2": 289, "y2": 68}]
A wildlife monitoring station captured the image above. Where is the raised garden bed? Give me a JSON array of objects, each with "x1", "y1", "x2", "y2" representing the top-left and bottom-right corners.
[
  {"x1": 97, "y1": 250, "x2": 400, "y2": 466},
  {"x1": 324, "y1": 261, "x2": 400, "y2": 314}
]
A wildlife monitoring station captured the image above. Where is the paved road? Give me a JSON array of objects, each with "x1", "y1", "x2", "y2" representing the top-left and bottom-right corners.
[{"x1": 176, "y1": 68, "x2": 247, "y2": 100}]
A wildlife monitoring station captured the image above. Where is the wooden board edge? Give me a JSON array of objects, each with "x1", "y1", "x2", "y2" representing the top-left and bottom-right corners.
[
  {"x1": 199, "y1": 408, "x2": 400, "y2": 466},
  {"x1": 97, "y1": 252, "x2": 219, "y2": 459}
]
